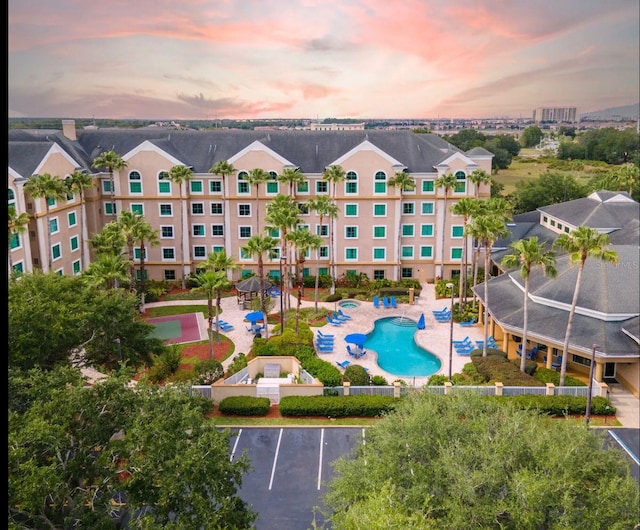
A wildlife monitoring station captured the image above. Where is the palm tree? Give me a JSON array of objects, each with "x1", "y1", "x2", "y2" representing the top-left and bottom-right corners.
[
  {"x1": 209, "y1": 160, "x2": 236, "y2": 251},
  {"x1": 467, "y1": 214, "x2": 509, "y2": 357},
  {"x1": 278, "y1": 167, "x2": 305, "y2": 198},
  {"x1": 92, "y1": 150, "x2": 127, "y2": 216},
  {"x1": 82, "y1": 252, "x2": 128, "y2": 290},
  {"x1": 287, "y1": 228, "x2": 323, "y2": 333},
  {"x1": 167, "y1": 165, "x2": 194, "y2": 289},
  {"x1": 200, "y1": 249, "x2": 238, "y2": 340},
  {"x1": 388, "y1": 170, "x2": 416, "y2": 281},
  {"x1": 321, "y1": 164, "x2": 346, "y2": 294},
  {"x1": 135, "y1": 219, "x2": 160, "y2": 311},
  {"x1": 265, "y1": 194, "x2": 301, "y2": 314},
  {"x1": 451, "y1": 197, "x2": 480, "y2": 304},
  {"x1": 501, "y1": 237, "x2": 557, "y2": 372},
  {"x1": 8, "y1": 205, "x2": 30, "y2": 273},
  {"x1": 116, "y1": 211, "x2": 146, "y2": 291},
  {"x1": 192, "y1": 269, "x2": 230, "y2": 355},
  {"x1": 246, "y1": 168, "x2": 269, "y2": 234},
  {"x1": 24, "y1": 173, "x2": 68, "y2": 271},
  {"x1": 241, "y1": 235, "x2": 279, "y2": 339},
  {"x1": 553, "y1": 227, "x2": 618, "y2": 386},
  {"x1": 65, "y1": 169, "x2": 95, "y2": 271},
  {"x1": 308, "y1": 195, "x2": 338, "y2": 312},
  {"x1": 434, "y1": 172, "x2": 458, "y2": 280},
  {"x1": 468, "y1": 169, "x2": 492, "y2": 199}
]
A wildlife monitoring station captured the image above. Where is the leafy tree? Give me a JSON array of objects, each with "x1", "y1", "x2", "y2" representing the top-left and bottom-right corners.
[
  {"x1": 557, "y1": 125, "x2": 576, "y2": 139},
  {"x1": 8, "y1": 205, "x2": 30, "y2": 273},
  {"x1": 83, "y1": 252, "x2": 129, "y2": 291},
  {"x1": 65, "y1": 169, "x2": 95, "y2": 270},
  {"x1": 167, "y1": 164, "x2": 194, "y2": 289},
  {"x1": 511, "y1": 172, "x2": 587, "y2": 214},
  {"x1": 23, "y1": 173, "x2": 68, "y2": 271},
  {"x1": 520, "y1": 125, "x2": 543, "y2": 147},
  {"x1": 116, "y1": 211, "x2": 147, "y2": 291},
  {"x1": 388, "y1": 170, "x2": 416, "y2": 280},
  {"x1": 192, "y1": 269, "x2": 230, "y2": 353},
  {"x1": 501, "y1": 237, "x2": 557, "y2": 372},
  {"x1": 199, "y1": 249, "x2": 239, "y2": 342},
  {"x1": 246, "y1": 168, "x2": 269, "y2": 233},
  {"x1": 557, "y1": 139, "x2": 587, "y2": 160},
  {"x1": 444, "y1": 129, "x2": 486, "y2": 152},
  {"x1": 9, "y1": 369, "x2": 257, "y2": 529},
  {"x1": 553, "y1": 227, "x2": 618, "y2": 385},
  {"x1": 92, "y1": 150, "x2": 127, "y2": 217},
  {"x1": 308, "y1": 195, "x2": 338, "y2": 312},
  {"x1": 209, "y1": 159, "x2": 236, "y2": 250},
  {"x1": 321, "y1": 392, "x2": 639, "y2": 529},
  {"x1": 435, "y1": 172, "x2": 458, "y2": 279},
  {"x1": 321, "y1": 164, "x2": 346, "y2": 293}
]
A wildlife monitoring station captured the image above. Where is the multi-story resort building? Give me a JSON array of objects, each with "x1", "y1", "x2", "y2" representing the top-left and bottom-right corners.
[{"x1": 8, "y1": 120, "x2": 492, "y2": 283}]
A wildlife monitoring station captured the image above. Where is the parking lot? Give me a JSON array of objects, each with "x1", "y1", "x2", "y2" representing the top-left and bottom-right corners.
[{"x1": 228, "y1": 427, "x2": 639, "y2": 530}]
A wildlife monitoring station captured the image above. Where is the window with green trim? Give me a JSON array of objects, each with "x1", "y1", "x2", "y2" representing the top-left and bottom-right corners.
[
  {"x1": 454, "y1": 171, "x2": 466, "y2": 193},
  {"x1": 192, "y1": 203, "x2": 204, "y2": 215},
  {"x1": 164, "y1": 269, "x2": 176, "y2": 280},
  {"x1": 345, "y1": 248, "x2": 357, "y2": 260},
  {"x1": 345, "y1": 171, "x2": 357, "y2": 193},
  {"x1": 373, "y1": 248, "x2": 385, "y2": 259},
  {"x1": 49, "y1": 218, "x2": 59, "y2": 233},
  {"x1": 316, "y1": 181, "x2": 328, "y2": 193},
  {"x1": 402, "y1": 225, "x2": 414, "y2": 236},
  {"x1": 47, "y1": 196, "x2": 56, "y2": 207},
  {"x1": 211, "y1": 203, "x2": 223, "y2": 215},
  {"x1": 373, "y1": 226, "x2": 386, "y2": 238},
  {"x1": 190, "y1": 181, "x2": 203, "y2": 193},
  {"x1": 160, "y1": 204, "x2": 172, "y2": 216},
  {"x1": 194, "y1": 246, "x2": 206, "y2": 258},
  {"x1": 210, "y1": 181, "x2": 222, "y2": 193},
  {"x1": 103, "y1": 180, "x2": 112, "y2": 193},
  {"x1": 297, "y1": 181, "x2": 309, "y2": 193},
  {"x1": 52, "y1": 243, "x2": 61, "y2": 260},
  {"x1": 403, "y1": 203, "x2": 415, "y2": 215},
  {"x1": 67, "y1": 212, "x2": 76, "y2": 227},
  {"x1": 401, "y1": 268, "x2": 413, "y2": 279},
  {"x1": 212, "y1": 246, "x2": 224, "y2": 253},
  {"x1": 159, "y1": 172, "x2": 170, "y2": 193},
  {"x1": 420, "y1": 246, "x2": 433, "y2": 258},
  {"x1": 131, "y1": 204, "x2": 143, "y2": 215},
  {"x1": 70, "y1": 236, "x2": 79, "y2": 251},
  {"x1": 73, "y1": 260, "x2": 81, "y2": 274},
  {"x1": 241, "y1": 268, "x2": 252, "y2": 277},
  {"x1": 10, "y1": 233, "x2": 20, "y2": 250},
  {"x1": 345, "y1": 204, "x2": 357, "y2": 216},
  {"x1": 373, "y1": 204, "x2": 386, "y2": 216},
  {"x1": 298, "y1": 203, "x2": 309, "y2": 215},
  {"x1": 268, "y1": 227, "x2": 280, "y2": 238},
  {"x1": 13, "y1": 262, "x2": 24, "y2": 274},
  {"x1": 421, "y1": 224, "x2": 434, "y2": 236},
  {"x1": 451, "y1": 248, "x2": 463, "y2": 259},
  {"x1": 550, "y1": 220, "x2": 556, "y2": 227},
  {"x1": 422, "y1": 180, "x2": 434, "y2": 192},
  {"x1": 237, "y1": 171, "x2": 249, "y2": 194},
  {"x1": 421, "y1": 202, "x2": 434, "y2": 215},
  {"x1": 105, "y1": 202, "x2": 117, "y2": 215},
  {"x1": 317, "y1": 225, "x2": 328, "y2": 236},
  {"x1": 401, "y1": 246, "x2": 413, "y2": 257},
  {"x1": 374, "y1": 171, "x2": 387, "y2": 193},
  {"x1": 452, "y1": 226, "x2": 464, "y2": 237},
  {"x1": 192, "y1": 225, "x2": 205, "y2": 237},
  {"x1": 239, "y1": 226, "x2": 251, "y2": 238},
  {"x1": 8, "y1": 188, "x2": 15, "y2": 206},
  {"x1": 211, "y1": 225, "x2": 224, "y2": 236},
  {"x1": 267, "y1": 181, "x2": 278, "y2": 193},
  {"x1": 240, "y1": 247, "x2": 251, "y2": 259},
  {"x1": 564, "y1": 226, "x2": 570, "y2": 233},
  {"x1": 345, "y1": 226, "x2": 357, "y2": 238},
  {"x1": 129, "y1": 171, "x2": 142, "y2": 194},
  {"x1": 318, "y1": 267, "x2": 328, "y2": 275},
  {"x1": 319, "y1": 247, "x2": 328, "y2": 258},
  {"x1": 374, "y1": 270, "x2": 385, "y2": 280}
]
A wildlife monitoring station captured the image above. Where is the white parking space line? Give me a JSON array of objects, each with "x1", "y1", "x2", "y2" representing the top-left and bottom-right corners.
[
  {"x1": 609, "y1": 430, "x2": 640, "y2": 465},
  {"x1": 230, "y1": 429, "x2": 242, "y2": 462},
  {"x1": 268, "y1": 428, "x2": 284, "y2": 490},
  {"x1": 362, "y1": 428, "x2": 367, "y2": 466},
  {"x1": 317, "y1": 429, "x2": 325, "y2": 490}
]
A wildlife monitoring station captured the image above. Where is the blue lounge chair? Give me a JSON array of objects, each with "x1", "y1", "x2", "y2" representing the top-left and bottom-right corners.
[
  {"x1": 217, "y1": 320, "x2": 234, "y2": 331},
  {"x1": 456, "y1": 346, "x2": 474, "y2": 355},
  {"x1": 390, "y1": 296, "x2": 397, "y2": 308},
  {"x1": 433, "y1": 306, "x2": 448, "y2": 314},
  {"x1": 327, "y1": 315, "x2": 343, "y2": 326},
  {"x1": 337, "y1": 309, "x2": 352, "y2": 320},
  {"x1": 317, "y1": 335, "x2": 335, "y2": 345},
  {"x1": 373, "y1": 296, "x2": 380, "y2": 308},
  {"x1": 318, "y1": 330, "x2": 335, "y2": 339},
  {"x1": 317, "y1": 342, "x2": 334, "y2": 353},
  {"x1": 476, "y1": 336, "x2": 497, "y2": 348},
  {"x1": 453, "y1": 336, "x2": 472, "y2": 345},
  {"x1": 383, "y1": 297, "x2": 391, "y2": 309},
  {"x1": 432, "y1": 309, "x2": 451, "y2": 317},
  {"x1": 332, "y1": 312, "x2": 349, "y2": 322},
  {"x1": 551, "y1": 356, "x2": 562, "y2": 370},
  {"x1": 435, "y1": 314, "x2": 451, "y2": 322},
  {"x1": 336, "y1": 360, "x2": 351, "y2": 369},
  {"x1": 459, "y1": 317, "x2": 477, "y2": 327}
]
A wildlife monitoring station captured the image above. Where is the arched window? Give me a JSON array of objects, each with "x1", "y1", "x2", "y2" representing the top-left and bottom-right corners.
[
  {"x1": 129, "y1": 170, "x2": 142, "y2": 194},
  {"x1": 158, "y1": 171, "x2": 170, "y2": 194},
  {"x1": 8, "y1": 188, "x2": 16, "y2": 206},
  {"x1": 454, "y1": 171, "x2": 466, "y2": 193},
  {"x1": 267, "y1": 171, "x2": 279, "y2": 194},
  {"x1": 345, "y1": 171, "x2": 358, "y2": 194},
  {"x1": 374, "y1": 171, "x2": 387, "y2": 193},
  {"x1": 237, "y1": 171, "x2": 249, "y2": 194}
]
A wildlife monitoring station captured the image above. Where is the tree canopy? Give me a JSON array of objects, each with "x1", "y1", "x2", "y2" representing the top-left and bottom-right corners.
[{"x1": 320, "y1": 392, "x2": 639, "y2": 529}]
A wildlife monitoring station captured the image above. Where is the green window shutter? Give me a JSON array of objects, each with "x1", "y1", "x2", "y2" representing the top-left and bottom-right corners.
[
  {"x1": 373, "y1": 248, "x2": 385, "y2": 259},
  {"x1": 420, "y1": 246, "x2": 432, "y2": 258},
  {"x1": 451, "y1": 248, "x2": 463, "y2": 259},
  {"x1": 130, "y1": 182, "x2": 142, "y2": 193},
  {"x1": 452, "y1": 226, "x2": 464, "y2": 237},
  {"x1": 421, "y1": 225, "x2": 433, "y2": 236},
  {"x1": 190, "y1": 181, "x2": 203, "y2": 193},
  {"x1": 422, "y1": 181, "x2": 434, "y2": 192},
  {"x1": 345, "y1": 204, "x2": 357, "y2": 216}
]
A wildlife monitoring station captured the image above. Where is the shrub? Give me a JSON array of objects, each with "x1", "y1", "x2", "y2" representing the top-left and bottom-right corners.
[
  {"x1": 226, "y1": 353, "x2": 248, "y2": 377},
  {"x1": 371, "y1": 375, "x2": 388, "y2": 386},
  {"x1": 300, "y1": 356, "x2": 342, "y2": 387},
  {"x1": 156, "y1": 344, "x2": 182, "y2": 375},
  {"x1": 534, "y1": 367, "x2": 587, "y2": 387},
  {"x1": 218, "y1": 396, "x2": 271, "y2": 416},
  {"x1": 511, "y1": 357, "x2": 538, "y2": 376},
  {"x1": 325, "y1": 293, "x2": 343, "y2": 303},
  {"x1": 279, "y1": 395, "x2": 397, "y2": 417},
  {"x1": 343, "y1": 365, "x2": 370, "y2": 386},
  {"x1": 427, "y1": 374, "x2": 448, "y2": 386},
  {"x1": 194, "y1": 359, "x2": 224, "y2": 385}
]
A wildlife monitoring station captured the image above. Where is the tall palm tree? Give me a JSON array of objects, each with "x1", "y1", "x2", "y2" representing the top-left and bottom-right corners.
[
  {"x1": 278, "y1": 167, "x2": 305, "y2": 198},
  {"x1": 24, "y1": 173, "x2": 68, "y2": 271},
  {"x1": 135, "y1": 219, "x2": 160, "y2": 311},
  {"x1": 553, "y1": 227, "x2": 618, "y2": 386},
  {"x1": 467, "y1": 214, "x2": 509, "y2": 357},
  {"x1": 201, "y1": 249, "x2": 239, "y2": 341},
  {"x1": 116, "y1": 211, "x2": 146, "y2": 291},
  {"x1": 246, "y1": 168, "x2": 269, "y2": 234},
  {"x1": 287, "y1": 228, "x2": 323, "y2": 333},
  {"x1": 388, "y1": 170, "x2": 416, "y2": 281},
  {"x1": 89, "y1": 221, "x2": 127, "y2": 288},
  {"x1": 265, "y1": 194, "x2": 301, "y2": 314},
  {"x1": 167, "y1": 165, "x2": 194, "y2": 289},
  {"x1": 92, "y1": 150, "x2": 127, "y2": 216},
  {"x1": 209, "y1": 160, "x2": 236, "y2": 251},
  {"x1": 8, "y1": 205, "x2": 30, "y2": 273},
  {"x1": 501, "y1": 237, "x2": 557, "y2": 372},
  {"x1": 468, "y1": 169, "x2": 492, "y2": 199},
  {"x1": 82, "y1": 252, "x2": 128, "y2": 290},
  {"x1": 192, "y1": 269, "x2": 230, "y2": 354},
  {"x1": 451, "y1": 197, "x2": 480, "y2": 304},
  {"x1": 308, "y1": 195, "x2": 338, "y2": 312},
  {"x1": 241, "y1": 235, "x2": 279, "y2": 339},
  {"x1": 65, "y1": 169, "x2": 95, "y2": 271},
  {"x1": 435, "y1": 172, "x2": 458, "y2": 279},
  {"x1": 321, "y1": 164, "x2": 346, "y2": 294}
]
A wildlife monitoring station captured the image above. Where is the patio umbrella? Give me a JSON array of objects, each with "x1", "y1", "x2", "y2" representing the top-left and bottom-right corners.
[
  {"x1": 344, "y1": 332, "x2": 368, "y2": 347},
  {"x1": 417, "y1": 313, "x2": 425, "y2": 330},
  {"x1": 245, "y1": 311, "x2": 265, "y2": 323}
]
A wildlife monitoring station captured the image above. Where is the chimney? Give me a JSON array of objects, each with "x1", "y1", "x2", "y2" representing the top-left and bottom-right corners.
[{"x1": 61, "y1": 119, "x2": 77, "y2": 141}]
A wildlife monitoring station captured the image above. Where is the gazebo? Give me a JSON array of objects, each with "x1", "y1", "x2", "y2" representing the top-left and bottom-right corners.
[{"x1": 235, "y1": 277, "x2": 272, "y2": 309}]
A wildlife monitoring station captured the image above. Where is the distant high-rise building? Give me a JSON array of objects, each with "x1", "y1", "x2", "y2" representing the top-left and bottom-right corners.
[{"x1": 533, "y1": 107, "x2": 578, "y2": 123}]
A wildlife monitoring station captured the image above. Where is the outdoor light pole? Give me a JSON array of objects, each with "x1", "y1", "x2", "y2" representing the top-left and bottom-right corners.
[
  {"x1": 114, "y1": 338, "x2": 122, "y2": 363},
  {"x1": 279, "y1": 256, "x2": 286, "y2": 334},
  {"x1": 585, "y1": 343, "x2": 599, "y2": 428},
  {"x1": 446, "y1": 282, "x2": 455, "y2": 381}
]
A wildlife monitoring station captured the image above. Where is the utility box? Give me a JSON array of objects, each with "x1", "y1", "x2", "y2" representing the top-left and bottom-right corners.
[{"x1": 409, "y1": 288, "x2": 415, "y2": 304}]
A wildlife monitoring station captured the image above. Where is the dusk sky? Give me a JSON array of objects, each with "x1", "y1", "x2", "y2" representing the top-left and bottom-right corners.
[{"x1": 8, "y1": 0, "x2": 639, "y2": 120}]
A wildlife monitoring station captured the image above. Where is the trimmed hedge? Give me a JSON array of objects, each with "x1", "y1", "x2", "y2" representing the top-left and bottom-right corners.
[
  {"x1": 218, "y1": 396, "x2": 271, "y2": 416},
  {"x1": 279, "y1": 394, "x2": 397, "y2": 417},
  {"x1": 492, "y1": 395, "x2": 615, "y2": 416}
]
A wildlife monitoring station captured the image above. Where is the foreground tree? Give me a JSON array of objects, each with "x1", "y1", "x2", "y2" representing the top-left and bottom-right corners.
[
  {"x1": 9, "y1": 369, "x2": 256, "y2": 529},
  {"x1": 501, "y1": 237, "x2": 557, "y2": 372},
  {"x1": 321, "y1": 392, "x2": 639, "y2": 529},
  {"x1": 553, "y1": 227, "x2": 618, "y2": 385}
]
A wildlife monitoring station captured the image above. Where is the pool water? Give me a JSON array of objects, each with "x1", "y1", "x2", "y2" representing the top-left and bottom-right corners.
[
  {"x1": 339, "y1": 300, "x2": 360, "y2": 308},
  {"x1": 365, "y1": 317, "x2": 441, "y2": 376}
]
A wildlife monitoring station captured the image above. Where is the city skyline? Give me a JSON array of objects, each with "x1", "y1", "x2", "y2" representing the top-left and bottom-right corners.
[{"x1": 8, "y1": 0, "x2": 639, "y2": 121}]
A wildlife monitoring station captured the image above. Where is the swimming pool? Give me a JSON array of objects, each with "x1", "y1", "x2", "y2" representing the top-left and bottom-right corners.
[
  {"x1": 364, "y1": 316, "x2": 441, "y2": 376},
  {"x1": 338, "y1": 300, "x2": 361, "y2": 308}
]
